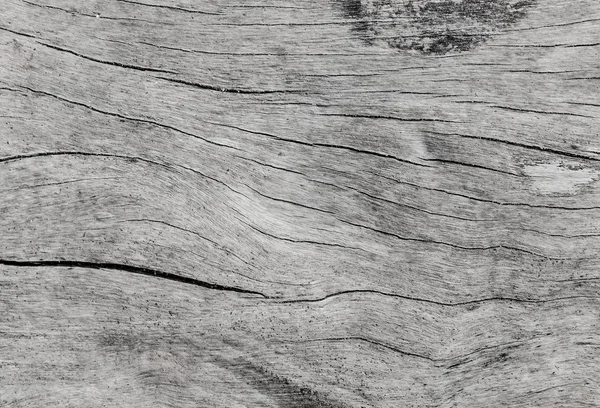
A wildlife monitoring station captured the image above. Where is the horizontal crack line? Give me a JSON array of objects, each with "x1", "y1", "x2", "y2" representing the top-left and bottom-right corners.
[
  {"x1": 10, "y1": 85, "x2": 237, "y2": 151},
  {"x1": 422, "y1": 158, "x2": 521, "y2": 177},
  {"x1": 136, "y1": 40, "x2": 386, "y2": 56},
  {"x1": 490, "y1": 105, "x2": 595, "y2": 118},
  {"x1": 345, "y1": 185, "x2": 485, "y2": 222},
  {"x1": 505, "y1": 17, "x2": 600, "y2": 32},
  {"x1": 315, "y1": 112, "x2": 461, "y2": 123},
  {"x1": 337, "y1": 219, "x2": 577, "y2": 260},
  {"x1": 0, "y1": 150, "x2": 246, "y2": 202},
  {"x1": 0, "y1": 151, "x2": 170, "y2": 168},
  {"x1": 293, "y1": 337, "x2": 434, "y2": 361},
  {"x1": 425, "y1": 130, "x2": 600, "y2": 164},
  {"x1": 278, "y1": 289, "x2": 598, "y2": 307},
  {"x1": 206, "y1": 121, "x2": 431, "y2": 168},
  {"x1": 0, "y1": 259, "x2": 267, "y2": 297},
  {"x1": 155, "y1": 76, "x2": 302, "y2": 94},
  {"x1": 22, "y1": 0, "x2": 168, "y2": 24},
  {"x1": 233, "y1": 216, "x2": 368, "y2": 252},
  {"x1": 374, "y1": 170, "x2": 600, "y2": 211},
  {"x1": 290, "y1": 336, "x2": 535, "y2": 365},
  {"x1": 115, "y1": 0, "x2": 220, "y2": 15},
  {"x1": 39, "y1": 42, "x2": 178, "y2": 74},
  {"x1": 117, "y1": 218, "x2": 254, "y2": 268}
]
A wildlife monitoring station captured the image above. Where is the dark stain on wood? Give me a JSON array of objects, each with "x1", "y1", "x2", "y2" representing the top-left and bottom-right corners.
[
  {"x1": 218, "y1": 357, "x2": 347, "y2": 408},
  {"x1": 338, "y1": 0, "x2": 537, "y2": 53}
]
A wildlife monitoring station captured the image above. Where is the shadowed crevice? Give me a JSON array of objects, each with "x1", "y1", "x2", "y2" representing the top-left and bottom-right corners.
[{"x1": 0, "y1": 259, "x2": 267, "y2": 298}]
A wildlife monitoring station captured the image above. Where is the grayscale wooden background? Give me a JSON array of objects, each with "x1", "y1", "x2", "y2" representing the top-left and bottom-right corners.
[{"x1": 1, "y1": 0, "x2": 599, "y2": 406}]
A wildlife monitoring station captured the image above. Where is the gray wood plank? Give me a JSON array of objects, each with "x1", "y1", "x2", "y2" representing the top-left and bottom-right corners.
[{"x1": 1, "y1": 0, "x2": 599, "y2": 406}]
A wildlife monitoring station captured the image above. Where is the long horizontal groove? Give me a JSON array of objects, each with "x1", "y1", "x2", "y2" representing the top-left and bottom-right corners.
[
  {"x1": 0, "y1": 150, "x2": 171, "y2": 168},
  {"x1": 490, "y1": 104, "x2": 595, "y2": 118},
  {"x1": 1, "y1": 176, "x2": 123, "y2": 193},
  {"x1": 39, "y1": 42, "x2": 178, "y2": 74},
  {"x1": 490, "y1": 43, "x2": 597, "y2": 48},
  {"x1": 204, "y1": 19, "x2": 413, "y2": 27},
  {"x1": 22, "y1": 0, "x2": 170, "y2": 24},
  {"x1": 424, "y1": 130, "x2": 600, "y2": 163},
  {"x1": 278, "y1": 289, "x2": 598, "y2": 307},
  {"x1": 0, "y1": 259, "x2": 267, "y2": 297},
  {"x1": 115, "y1": 0, "x2": 220, "y2": 15},
  {"x1": 316, "y1": 113, "x2": 461, "y2": 123},
  {"x1": 136, "y1": 41, "x2": 388, "y2": 57},
  {"x1": 0, "y1": 27, "x2": 201, "y2": 72},
  {"x1": 0, "y1": 26, "x2": 36, "y2": 39},
  {"x1": 293, "y1": 337, "x2": 534, "y2": 364},
  {"x1": 0, "y1": 150, "x2": 248, "y2": 205},
  {"x1": 155, "y1": 76, "x2": 302, "y2": 94},
  {"x1": 421, "y1": 158, "x2": 521, "y2": 177},
  {"x1": 295, "y1": 336, "x2": 435, "y2": 361},
  {"x1": 375, "y1": 171, "x2": 600, "y2": 211},
  {"x1": 3, "y1": 261, "x2": 596, "y2": 306},
  {"x1": 207, "y1": 121, "x2": 431, "y2": 168},
  {"x1": 345, "y1": 185, "x2": 487, "y2": 222},
  {"x1": 338, "y1": 217, "x2": 576, "y2": 259},
  {"x1": 504, "y1": 17, "x2": 600, "y2": 32},
  {"x1": 5, "y1": 85, "x2": 237, "y2": 151}
]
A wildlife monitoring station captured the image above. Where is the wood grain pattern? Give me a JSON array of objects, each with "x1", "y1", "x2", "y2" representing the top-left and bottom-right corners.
[{"x1": 1, "y1": 0, "x2": 599, "y2": 406}]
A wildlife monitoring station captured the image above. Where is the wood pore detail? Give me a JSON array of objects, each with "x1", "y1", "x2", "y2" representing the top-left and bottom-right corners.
[{"x1": 1, "y1": 0, "x2": 599, "y2": 407}]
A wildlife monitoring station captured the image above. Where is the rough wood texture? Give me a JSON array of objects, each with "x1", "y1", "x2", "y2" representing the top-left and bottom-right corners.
[{"x1": 1, "y1": 0, "x2": 599, "y2": 406}]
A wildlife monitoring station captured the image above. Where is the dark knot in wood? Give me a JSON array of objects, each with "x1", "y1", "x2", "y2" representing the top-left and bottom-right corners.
[{"x1": 339, "y1": 0, "x2": 536, "y2": 54}]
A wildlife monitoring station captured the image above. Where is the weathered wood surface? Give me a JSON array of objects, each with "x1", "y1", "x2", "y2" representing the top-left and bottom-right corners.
[{"x1": 1, "y1": 0, "x2": 600, "y2": 406}]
